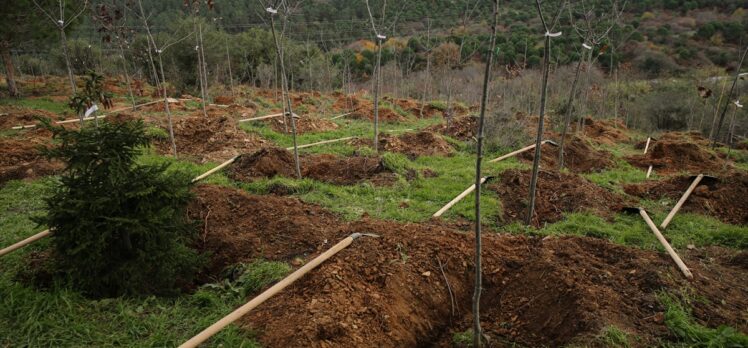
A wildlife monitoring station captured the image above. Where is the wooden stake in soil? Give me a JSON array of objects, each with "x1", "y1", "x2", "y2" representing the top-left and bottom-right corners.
[
  {"x1": 433, "y1": 177, "x2": 490, "y2": 217},
  {"x1": 0, "y1": 229, "x2": 52, "y2": 257},
  {"x1": 179, "y1": 233, "x2": 378, "y2": 348},
  {"x1": 237, "y1": 113, "x2": 285, "y2": 123},
  {"x1": 637, "y1": 208, "x2": 693, "y2": 279},
  {"x1": 488, "y1": 140, "x2": 555, "y2": 163},
  {"x1": 660, "y1": 174, "x2": 706, "y2": 229},
  {"x1": 643, "y1": 137, "x2": 651, "y2": 154},
  {"x1": 646, "y1": 165, "x2": 654, "y2": 179}
]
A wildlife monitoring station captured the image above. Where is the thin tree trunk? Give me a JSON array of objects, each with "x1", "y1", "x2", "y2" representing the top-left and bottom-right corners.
[
  {"x1": 194, "y1": 19, "x2": 208, "y2": 117},
  {"x1": 118, "y1": 43, "x2": 136, "y2": 111},
  {"x1": 373, "y1": 38, "x2": 383, "y2": 152},
  {"x1": 712, "y1": 44, "x2": 748, "y2": 147},
  {"x1": 576, "y1": 48, "x2": 594, "y2": 132},
  {"x1": 136, "y1": 0, "x2": 161, "y2": 92},
  {"x1": 473, "y1": 2, "x2": 499, "y2": 347},
  {"x1": 558, "y1": 57, "x2": 583, "y2": 169},
  {"x1": 199, "y1": 23, "x2": 210, "y2": 104},
  {"x1": 225, "y1": 37, "x2": 234, "y2": 96},
  {"x1": 709, "y1": 79, "x2": 729, "y2": 140},
  {"x1": 158, "y1": 53, "x2": 177, "y2": 156},
  {"x1": 59, "y1": 28, "x2": 77, "y2": 95},
  {"x1": 1, "y1": 45, "x2": 19, "y2": 97},
  {"x1": 270, "y1": 14, "x2": 301, "y2": 179},
  {"x1": 420, "y1": 17, "x2": 431, "y2": 118}
]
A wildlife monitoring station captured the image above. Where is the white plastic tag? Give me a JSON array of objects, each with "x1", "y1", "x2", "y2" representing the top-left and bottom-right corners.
[
  {"x1": 84, "y1": 104, "x2": 99, "y2": 118},
  {"x1": 736, "y1": 100, "x2": 744, "y2": 108},
  {"x1": 582, "y1": 43, "x2": 592, "y2": 50},
  {"x1": 545, "y1": 31, "x2": 562, "y2": 37},
  {"x1": 266, "y1": 7, "x2": 277, "y2": 14},
  {"x1": 377, "y1": 34, "x2": 387, "y2": 40}
]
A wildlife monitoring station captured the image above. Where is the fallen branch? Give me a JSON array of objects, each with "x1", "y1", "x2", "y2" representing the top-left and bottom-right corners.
[{"x1": 179, "y1": 233, "x2": 379, "y2": 348}]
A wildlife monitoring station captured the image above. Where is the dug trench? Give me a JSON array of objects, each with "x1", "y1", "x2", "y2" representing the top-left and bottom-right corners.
[
  {"x1": 189, "y1": 184, "x2": 747, "y2": 347},
  {"x1": 225, "y1": 147, "x2": 399, "y2": 186}
]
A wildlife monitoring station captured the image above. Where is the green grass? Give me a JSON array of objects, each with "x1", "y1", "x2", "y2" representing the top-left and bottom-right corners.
[
  {"x1": 658, "y1": 292, "x2": 748, "y2": 347},
  {"x1": 584, "y1": 159, "x2": 649, "y2": 193},
  {"x1": 0, "y1": 97, "x2": 69, "y2": 115},
  {"x1": 452, "y1": 329, "x2": 474, "y2": 347},
  {"x1": 0, "y1": 178, "x2": 293, "y2": 347},
  {"x1": 595, "y1": 326, "x2": 632, "y2": 348},
  {"x1": 509, "y1": 211, "x2": 748, "y2": 250}
]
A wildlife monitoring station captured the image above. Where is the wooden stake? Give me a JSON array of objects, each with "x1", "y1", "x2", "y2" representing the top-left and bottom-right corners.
[
  {"x1": 0, "y1": 229, "x2": 52, "y2": 257},
  {"x1": 660, "y1": 174, "x2": 704, "y2": 229},
  {"x1": 289, "y1": 136, "x2": 355, "y2": 150},
  {"x1": 191, "y1": 156, "x2": 238, "y2": 183},
  {"x1": 179, "y1": 233, "x2": 369, "y2": 348},
  {"x1": 643, "y1": 137, "x2": 651, "y2": 154},
  {"x1": 237, "y1": 113, "x2": 284, "y2": 123},
  {"x1": 646, "y1": 165, "x2": 653, "y2": 179},
  {"x1": 488, "y1": 140, "x2": 550, "y2": 163},
  {"x1": 433, "y1": 177, "x2": 489, "y2": 217},
  {"x1": 330, "y1": 112, "x2": 354, "y2": 120},
  {"x1": 639, "y1": 209, "x2": 693, "y2": 279}
]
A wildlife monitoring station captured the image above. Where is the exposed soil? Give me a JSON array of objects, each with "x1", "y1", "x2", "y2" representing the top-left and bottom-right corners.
[
  {"x1": 226, "y1": 147, "x2": 396, "y2": 186},
  {"x1": 490, "y1": 169, "x2": 630, "y2": 227},
  {"x1": 0, "y1": 131, "x2": 61, "y2": 185},
  {"x1": 634, "y1": 132, "x2": 712, "y2": 150},
  {"x1": 266, "y1": 116, "x2": 339, "y2": 134},
  {"x1": 352, "y1": 131, "x2": 455, "y2": 158},
  {"x1": 625, "y1": 140, "x2": 728, "y2": 175},
  {"x1": 574, "y1": 117, "x2": 630, "y2": 145},
  {"x1": 184, "y1": 185, "x2": 747, "y2": 347},
  {"x1": 517, "y1": 135, "x2": 614, "y2": 173},
  {"x1": 383, "y1": 96, "x2": 445, "y2": 118},
  {"x1": 0, "y1": 106, "x2": 59, "y2": 129},
  {"x1": 332, "y1": 94, "x2": 407, "y2": 122},
  {"x1": 155, "y1": 115, "x2": 268, "y2": 163},
  {"x1": 624, "y1": 172, "x2": 748, "y2": 225},
  {"x1": 425, "y1": 116, "x2": 477, "y2": 141}
]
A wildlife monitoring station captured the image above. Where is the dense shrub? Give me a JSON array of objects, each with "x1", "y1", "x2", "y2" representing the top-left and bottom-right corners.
[{"x1": 36, "y1": 120, "x2": 201, "y2": 297}]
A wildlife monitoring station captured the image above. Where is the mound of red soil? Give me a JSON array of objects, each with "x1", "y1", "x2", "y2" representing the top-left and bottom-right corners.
[
  {"x1": 634, "y1": 132, "x2": 711, "y2": 151},
  {"x1": 573, "y1": 117, "x2": 630, "y2": 144},
  {"x1": 156, "y1": 115, "x2": 268, "y2": 163},
  {"x1": 0, "y1": 107, "x2": 58, "y2": 129},
  {"x1": 491, "y1": 169, "x2": 629, "y2": 227},
  {"x1": 187, "y1": 184, "x2": 747, "y2": 347},
  {"x1": 624, "y1": 172, "x2": 748, "y2": 225},
  {"x1": 353, "y1": 131, "x2": 454, "y2": 158},
  {"x1": 383, "y1": 96, "x2": 444, "y2": 118},
  {"x1": 425, "y1": 116, "x2": 477, "y2": 140},
  {"x1": 226, "y1": 147, "x2": 396, "y2": 186},
  {"x1": 332, "y1": 95, "x2": 406, "y2": 122},
  {"x1": 213, "y1": 95, "x2": 235, "y2": 105},
  {"x1": 266, "y1": 116, "x2": 339, "y2": 134},
  {"x1": 0, "y1": 131, "x2": 61, "y2": 184},
  {"x1": 626, "y1": 141, "x2": 727, "y2": 175},
  {"x1": 517, "y1": 136, "x2": 614, "y2": 173}
]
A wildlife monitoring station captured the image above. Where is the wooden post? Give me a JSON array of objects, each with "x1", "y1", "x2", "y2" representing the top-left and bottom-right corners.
[
  {"x1": 192, "y1": 156, "x2": 238, "y2": 183},
  {"x1": 237, "y1": 113, "x2": 284, "y2": 123},
  {"x1": 660, "y1": 174, "x2": 704, "y2": 229},
  {"x1": 488, "y1": 140, "x2": 550, "y2": 163},
  {"x1": 646, "y1": 165, "x2": 653, "y2": 179},
  {"x1": 433, "y1": 177, "x2": 489, "y2": 217},
  {"x1": 643, "y1": 137, "x2": 651, "y2": 154},
  {"x1": 289, "y1": 136, "x2": 355, "y2": 150},
  {"x1": 639, "y1": 209, "x2": 693, "y2": 279},
  {"x1": 0, "y1": 230, "x2": 52, "y2": 257},
  {"x1": 179, "y1": 233, "x2": 367, "y2": 348}
]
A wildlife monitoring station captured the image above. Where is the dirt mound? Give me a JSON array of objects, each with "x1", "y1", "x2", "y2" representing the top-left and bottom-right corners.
[
  {"x1": 425, "y1": 116, "x2": 477, "y2": 140},
  {"x1": 0, "y1": 132, "x2": 61, "y2": 184},
  {"x1": 626, "y1": 141, "x2": 727, "y2": 175},
  {"x1": 634, "y1": 132, "x2": 711, "y2": 150},
  {"x1": 573, "y1": 117, "x2": 630, "y2": 144},
  {"x1": 491, "y1": 169, "x2": 629, "y2": 227},
  {"x1": 156, "y1": 115, "x2": 268, "y2": 163},
  {"x1": 213, "y1": 95, "x2": 235, "y2": 105},
  {"x1": 226, "y1": 147, "x2": 396, "y2": 186},
  {"x1": 0, "y1": 107, "x2": 58, "y2": 129},
  {"x1": 266, "y1": 116, "x2": 339, "y2": 134},
  {"x1": 333, "y1": 95, "x2": 407, "y2": 122},
  {"x1": 624, "y1": 172, "x2": 748, "y2": 225},
  {"x1": 353, "y1": 131, "x2": 454, "y2": 158},
  {"x1": 517, "y1": 136, "x2": 613, "y2": 173},
  {"x1": 383, "y1": 96, "x2": 444, "y2": 118}
]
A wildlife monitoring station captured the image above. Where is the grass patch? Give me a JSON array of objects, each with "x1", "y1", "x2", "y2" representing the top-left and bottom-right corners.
[
  {"x1": 0, "y1": 98, "x2": 69, "y2": 115},
  {"x1": 658, "y1": 292, "x2": 748, "y2": 347},
  {"x1": 452, "y1": 329, "x2": 474, "y2": 347},
  {"x1": 520, "y1": 212, "x2": 748, "y2": 250},
  {"x1": 595, "y1": 326, "x2": 631, "y2": 347},
  {"x1": 584, "y1": 159, "x2": 648, "y2": 193},
  {"x1": 210, "y1": 260, "x2": 291, "y2": 297}
]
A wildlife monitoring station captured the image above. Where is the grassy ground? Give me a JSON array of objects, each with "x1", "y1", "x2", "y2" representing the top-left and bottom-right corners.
[{"x1": 2, "y1": 90, "x2": 748, "y2": 347}]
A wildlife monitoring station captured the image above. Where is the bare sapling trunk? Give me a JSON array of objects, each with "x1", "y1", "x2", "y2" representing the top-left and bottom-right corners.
[
  {"x1": 136, "y1": 0, "x2": 161, "y2": 92},
  {"x1": 373, "y1": 38, "x2": 383, "y2": 152},
  {"x1": 709, "y1": 79, "x2": 728, "y2": 140},
  {"x1": 118, "y1": 43, "x2": 137, "y2": 110},
  {"x1": 225, "y1": 36, "x2": 234, "y2": 96},
  {"x1": 158, "y1": 53, "x2": 177, "y2": 156},
  {"x1": 527, "y1": 0, "x2": 562, "y2": 226},
  {"x1": 472, "y1": 2, "x2": 499, "y2": 346},
  {"x1": 1, "y1": 45, "x2": 19, "y2": 97},
  {"x1": 194, "y1": 18, "x2": 208, "y2": 117},
  {"x1": 199, "y1": 23, "x2": 210, "y2": 104},
  {"x1": 557, "y1": 54, "x2": 584, "y2": 169},
  {"x1": 60, "y1": 28, "x2": 77, "y2": 96},
  {"x1": 712, "y1": 44, "x2": 748, "y2": 147},
  {"x1": 576, "y1": 48, "x2": 594, "y2": 132},
  {"x1": 269, "y1": 11, "x2": 301, "y2": 179},
  {"x1": 419, "y1": 17, "x2": 431, "y2": 118}
]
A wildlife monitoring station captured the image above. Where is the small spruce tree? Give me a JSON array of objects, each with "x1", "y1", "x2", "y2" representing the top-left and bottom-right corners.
[{"x1": 36, "y1": 119, "x2": 200, "y2": 297}]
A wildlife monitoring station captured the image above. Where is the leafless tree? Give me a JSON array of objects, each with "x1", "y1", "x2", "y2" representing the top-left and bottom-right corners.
[
  {"x1": 93, "y1": 1, "x2": 137, "y2": 111},
  {"x1": 31, "y1": 0, "x2": 89, "y2": 94},
  {"x1": 712, "y1": 44, "x2": 748, "y2": 147},
  {"x1": 526, "y1": 0, "x2": 566, "y2": 226},
  {"x1": 365, "y1": 0, "x2": 387, "y2": 153}
]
